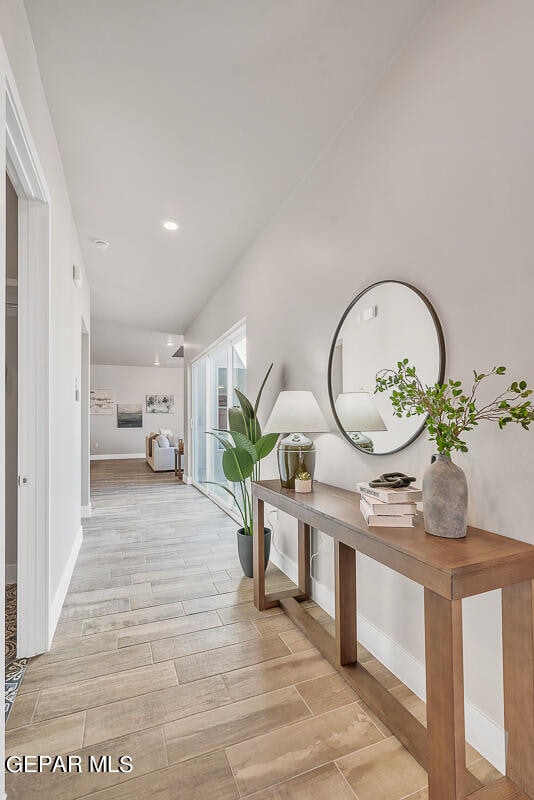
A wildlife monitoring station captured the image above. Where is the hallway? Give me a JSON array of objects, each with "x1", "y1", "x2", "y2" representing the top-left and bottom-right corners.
[{"x1": 6, "y1": 461, "x2": 499, "y2": 799}]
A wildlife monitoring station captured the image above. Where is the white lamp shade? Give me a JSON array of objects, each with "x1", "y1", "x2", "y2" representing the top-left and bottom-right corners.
[
  {"x1": 335, "y1": 392, "x2": 387, "y2": 432},
  {"x1": 264, "y1": 391, "x2": 329, "y2": 434}
]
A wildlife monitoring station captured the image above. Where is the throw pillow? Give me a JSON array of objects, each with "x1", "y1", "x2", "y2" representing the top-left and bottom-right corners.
[{"x1": 156, "y1": 434, "x2": 170, "y2": 448}]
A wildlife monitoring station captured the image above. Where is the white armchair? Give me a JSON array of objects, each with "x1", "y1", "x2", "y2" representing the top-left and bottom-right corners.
[{"x1": 145, "y1": 433, "x2": 176, "y2": 472}]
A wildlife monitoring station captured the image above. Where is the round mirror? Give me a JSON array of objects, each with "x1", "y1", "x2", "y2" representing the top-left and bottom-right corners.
[{"x1": 328, "y1": 280, "x2": 445, "y2": 455}]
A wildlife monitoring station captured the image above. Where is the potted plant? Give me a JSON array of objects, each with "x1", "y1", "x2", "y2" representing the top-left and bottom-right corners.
[
  {"x1": 206, "y1": 364, "x2": 279, "y2": 576},
  {"x1": 294, "y1": 468, "x2": 312, "y2": 493},
  {"x1": 375, "y1": 360, "x2": 534, "y2": 538}
]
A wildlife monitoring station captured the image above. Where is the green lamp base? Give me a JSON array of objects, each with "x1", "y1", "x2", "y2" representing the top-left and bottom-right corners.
[{"x1": 277, "y1": 433, "x2": 316, "y2": 489}]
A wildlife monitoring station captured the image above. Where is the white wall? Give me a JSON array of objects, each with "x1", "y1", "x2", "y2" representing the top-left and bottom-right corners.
[
  {"x1": 185, "y1": 0, "x2": 534, "y2": 769},
  {"x1": 91, "y1": 364, "x2": 184, "y2": 456},
  {"x1": 0, "y1": 0, "x2": 91, "y2": 629}
]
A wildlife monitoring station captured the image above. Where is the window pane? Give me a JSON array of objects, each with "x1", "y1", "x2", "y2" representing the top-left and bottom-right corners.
[
  {"x1": 209, "y1": 345, "x2": 228, "y2": 503},
  {"x1": 191, "y1": 323, "x2": 246, "y2": 514},
  {"x1": 192, "y1": 358, "x2": 207, "y2": 484}
]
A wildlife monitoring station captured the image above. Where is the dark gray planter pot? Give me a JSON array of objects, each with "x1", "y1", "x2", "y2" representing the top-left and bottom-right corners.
[
  {"x1": 237, "y1": 528, "x2": 271, "y2": 578},
  {"x1": 423, "y1": 454, "x2": 468, "y2": 538}
]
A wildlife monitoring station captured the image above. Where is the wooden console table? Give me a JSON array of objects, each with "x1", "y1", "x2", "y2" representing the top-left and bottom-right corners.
[{"x1": 252, "y1": 480, "x2": 534, "y2": 800}]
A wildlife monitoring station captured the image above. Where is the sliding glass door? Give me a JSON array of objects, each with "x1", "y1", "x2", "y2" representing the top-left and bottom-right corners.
[{"x1": 191, "y1": 323, "x2": 246, "y2": 511}]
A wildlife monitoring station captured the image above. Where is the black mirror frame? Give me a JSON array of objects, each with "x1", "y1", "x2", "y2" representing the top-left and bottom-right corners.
[{"x1": 327, "y1": 279, "x2": 446, "y2": 456}]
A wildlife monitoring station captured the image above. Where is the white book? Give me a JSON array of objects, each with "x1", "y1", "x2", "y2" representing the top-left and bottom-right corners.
[
  {"x1": 359, "y1": 494, "x2": 417, "y2": 516},
  {"x1": 357, "y1": 481, "x2": 422, "y2": 504},
  {"x1": 360, "y1": 498, "x2": 415, "y2": 528}
]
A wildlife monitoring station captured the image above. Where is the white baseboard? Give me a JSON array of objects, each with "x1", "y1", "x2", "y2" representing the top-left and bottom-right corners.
[
  {"x1": 5, "y1": 562, "x2": 17, "y2": 583},
  {"x1": 81, "y1": 503, "x2": 92, "y2": 518},
  {"x1": 184, "y1": 473, "x2": 193, "y2": 485},
  {"x1": 268, "y1": 546, "x2": 505, "y2": 772},
  {"x1": 90, "y1": 453, "x2": 145, "y2": 461},
  {"x1": 49, "y1": 525, "x2": 83, "y2": 644}
]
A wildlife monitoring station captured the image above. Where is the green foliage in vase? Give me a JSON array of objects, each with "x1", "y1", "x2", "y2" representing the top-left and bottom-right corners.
[
  {"x1": 205, "y1": 363, "x2": 279, "y2": 535},
  {"x1": 375, "y1": 359, "x2": 534, "y2": 457}
]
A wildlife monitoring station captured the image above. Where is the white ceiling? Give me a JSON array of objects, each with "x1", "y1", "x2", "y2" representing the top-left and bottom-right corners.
[
  {"x1": 90, "y1": 320, "x2": 184, "y2": 367},
  {"x1": 24, "y1": 0, "x2": 434, "y2": 359}
]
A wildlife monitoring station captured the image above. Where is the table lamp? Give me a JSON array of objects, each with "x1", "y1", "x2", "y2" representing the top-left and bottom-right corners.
[
  {"x1": 335, "y1": 391, "x2": 387, "y2": 452},
  {"x1": 264, "y1": 391, "x2": 329, "y2": 489}
]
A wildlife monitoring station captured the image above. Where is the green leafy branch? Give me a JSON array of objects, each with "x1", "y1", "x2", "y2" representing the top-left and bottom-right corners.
[{"x1": 375, "y1": 359, "x2": 534, "y2": 456}]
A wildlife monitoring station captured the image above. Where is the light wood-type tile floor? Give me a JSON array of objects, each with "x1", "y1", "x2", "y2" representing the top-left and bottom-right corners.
[{"x1": 6, "y1": 459, "x2": 502, "y2": 799}]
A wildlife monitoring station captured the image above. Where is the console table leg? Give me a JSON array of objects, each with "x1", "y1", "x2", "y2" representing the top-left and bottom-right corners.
[
  {"x1": 298, "y1": 521, "x2": 311, "y2": 600},
  {"x1": 502, "y1": 579, "x2": 534, "y2": 795},
  {"x1": 424, "y1": 589, "x2": 465, "y2": 800},
  {"x1": 253, "y1": 497, "x2": 266, "y2": 611},
  {"x1": 334, "y1": 541, "x2": 357, "y2": 665}
]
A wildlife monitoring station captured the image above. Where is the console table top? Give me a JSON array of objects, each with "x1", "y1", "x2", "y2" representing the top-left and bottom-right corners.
[{"x1": 252, "y1": 480, "x2": 534, "y2": 599}]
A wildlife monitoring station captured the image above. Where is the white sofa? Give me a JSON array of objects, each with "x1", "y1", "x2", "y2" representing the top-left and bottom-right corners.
[{"x1": 145, "y1": 434, "x2": 176, "y2": 472}]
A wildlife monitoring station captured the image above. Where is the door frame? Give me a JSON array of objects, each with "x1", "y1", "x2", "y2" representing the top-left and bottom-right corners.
[{"x1": 5, "y1": 80, "x2": 52, "y2": 657}]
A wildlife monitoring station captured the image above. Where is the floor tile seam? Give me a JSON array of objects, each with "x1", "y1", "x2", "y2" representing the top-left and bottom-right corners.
[
  {"x1": 291, "y1": 682, "x2": 316, "y2": 718},
  {"x1": 333, "y1": 733, "x2": 407, "y2": 788},
  {"x1": 168, "y1": 681, "x2": 325, "y2": 734},
  {"x1": 116, "y1": 617, "x2": 223, "y2": 649},
  {"x1": 33, "y1": 673, "x2": 182, "y2": 725},
  {"x1": 81, "y1": 607, "x2": 187, "y2": 636},
  {"x1": 225, "y1": 698, "x2": 368, "y2": 756},
  {"x1": 233, "y1": 755, "x2": 346, "y2": 798},
  {"x1": 83, "y1": 694, "x2": 235, "y2": 749},
  {"x1": 80, "y1": 720, "x2": 171, "y2": 758},
  {"x1": 224, "y1": 673, "x2": 340, "y2": 704},
  {"x1": 63, "y1": 587, "x2": 151, "y2": 609},
  {"x1": 24, "y1": 643, "x2": 119, "y2": 670},
  {"x1": 182, "y1": 598, "x2": 254, "y2": 615},
  {"x1": 79, "y1": 710, "x2": 88, "y2": 752},
  {"x1": 173, "y1": 631, "x2": 290, "y2": 661},
  {"x1": 20, "y1": 652, "x2": 158, "y2": 694},
  {"x1": 333, "y1": 761, "x2": 361, "y2": 799},
  {"x1": 160, "y1": 720, "x2": 171, "y2": 769},
  {"x1": 221, "y1": 745, "x2": 244, "y2": 799},
  {"x1": 60, "y1": 600, "x2": 133, "y2": 624},
  {"x1": 397, "y1": 781, "x2": 429, "y2": 800},
  {"x1": 4, "y1": 690, "x2": 41, "y2": 735},
  {"x1": 174, "y1": 644, "x2": 295, "y2": 684}
]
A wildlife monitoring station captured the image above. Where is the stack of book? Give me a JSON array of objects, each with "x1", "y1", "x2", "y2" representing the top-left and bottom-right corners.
[{"x1": 357, "y1": 481, "x2": 422, "y2": 527}]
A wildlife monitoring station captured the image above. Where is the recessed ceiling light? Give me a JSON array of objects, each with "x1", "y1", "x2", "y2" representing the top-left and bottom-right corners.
[
  {"x1": 161, "y1": 219, "x2": 180, "y2": 231},
  {"x1": 93, "y1": 239, "x2": 110, "y2": 250}
]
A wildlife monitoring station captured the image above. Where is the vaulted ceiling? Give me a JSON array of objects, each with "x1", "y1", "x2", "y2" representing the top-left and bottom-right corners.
[{"x1": 24, "y1": 0, "x2": 434, "y2": 359}]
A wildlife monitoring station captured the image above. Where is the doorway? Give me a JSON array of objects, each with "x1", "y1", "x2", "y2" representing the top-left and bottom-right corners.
[
  {"x1": 5, "y1": 82, "x2": 51, "y2": 658},
  {"x1": 4, "y1": 172, "x2": 25, "y2": 717},
  {"x1": 81, "y1": 322, "x2": 90, "y2": 517}
]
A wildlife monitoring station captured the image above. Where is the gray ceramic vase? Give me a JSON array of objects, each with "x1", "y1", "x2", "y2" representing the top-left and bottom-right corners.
[
  {"x1": 423, "y1": 454, "x2": 468, "y2": 538},
  {"x1": 237, "y1": 528, "x2": 271, "y2": 578}
]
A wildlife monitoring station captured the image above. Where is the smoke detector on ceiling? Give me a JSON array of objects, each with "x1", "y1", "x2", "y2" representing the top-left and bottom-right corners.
[{"x1": 93, "y1": 239, "x2": 110, "y2": 250}]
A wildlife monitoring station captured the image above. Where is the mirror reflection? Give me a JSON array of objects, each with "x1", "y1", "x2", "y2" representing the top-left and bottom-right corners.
[{"x1": 328, "y1": 281, "x2": 445, "y2": 455}]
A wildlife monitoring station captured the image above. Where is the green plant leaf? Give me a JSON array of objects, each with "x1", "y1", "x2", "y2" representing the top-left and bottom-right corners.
[
  {"x1": 228, "y1": 407, "x2": 247, "y2": 435},
  {"x1": 253, "y1": 363, "x2": 274, "y2": 416},
  {"x1": 227, "y1": 430, "x2": 258, "y2": 464},
  {"x1": 202, "y1": 481, "x2": 238, "y2": 504},
  {"x1": 255, "y1": 433, "x2": 279, "y2": 460},
  {"x1": 207, "y1": 432, "x2": 233, "y2": 452},
  {"x1": 235, "y1": 388, "x2": 255, "y2": 420},
  {"x1": 222, "y1": 447, "x2": 254, "y2": 482}
]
